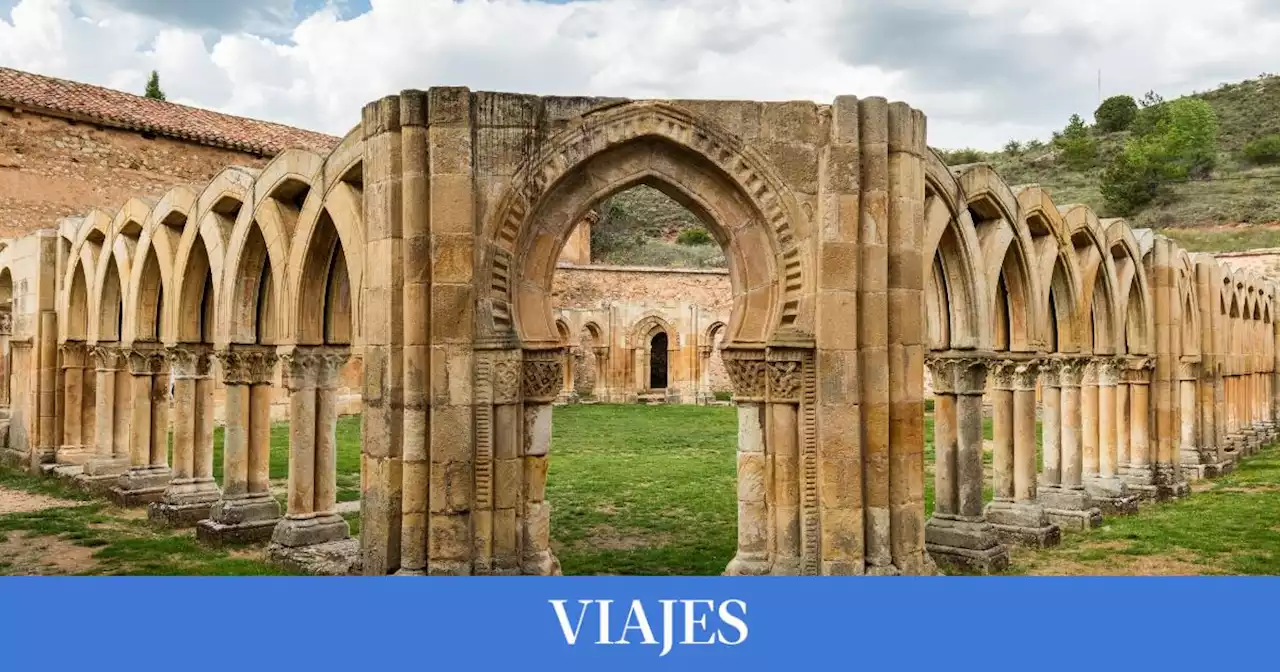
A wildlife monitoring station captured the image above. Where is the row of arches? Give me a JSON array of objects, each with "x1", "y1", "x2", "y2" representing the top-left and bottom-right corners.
[{"x1": 40, "y1": 132, "x2": 367, "y2": 546}]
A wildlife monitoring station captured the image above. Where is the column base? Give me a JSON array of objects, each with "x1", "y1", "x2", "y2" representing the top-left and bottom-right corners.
[
  {"x1": 724, "y1": 552, "x2": 772, "y2": 576},
  {"x1": 985, "y1": 501, "x2": 1062, "y2": 549},
  {"x1": 54, "y1": 445, "x2": 91, "y2": 466},
  {"x1": 1038, "y1": 487, "x2": 1103, "y2": 531},
  {"x1": 148, "y1": 478, "x2": 222, "y2": 526},
  {"x1": 1154, "y1": 465, "x2": 1191, "y2": 500},
  {"x1": 1084, "y1": 477, "x2": 1140, "y2": 515},
  {"x1": 268, "y1": 538, "x2": 361, "y2": 575},
  {"x1": 1180, "y1": 457, "x2": 1232, "y2": 480},
  {"x1": 197, "y1": 494, "x2": 281, "y2": 545},
  {"x1": 81, "y1": 455, "x2": 128, "y2": 478},
  {"x1": 72, "y1": 470, "x2": 120, "y2": 496},
  {"x1": 108, "y1": 466, "x2": 170, "y2": 507},
  {"x1": 271, "y1": 512, "x2": 350, "y2": 548},
  {"x1": 925, "y1": 516, "x2": 1009, "y2": 574},
  {"x1": 520, "y1": 550, "x2": 562, "y2": 576},
  {"x1": 0, "y1": 447, "x2": 27, "y2": 470}
]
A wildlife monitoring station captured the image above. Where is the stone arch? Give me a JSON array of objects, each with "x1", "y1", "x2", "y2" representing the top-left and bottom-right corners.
[
  {"x1": 88, "y1": 198, "x2": 152, "y2": 345},
  {"x1": 627, "y1": 312, "x2": 680, "y2": 350},
  {"x1": 705, "y1": 320, "x2": 728, "y2": 346},
  {"x1": 1062, "y1": 205, "x2": 1120, "y2": 355},
  {"x1": 1105, "y1": 220, "x2": 1153, "y2": 356},
  {"x1": 123, "y1": 186, "x2": 195, "y2": 345},
  {"x1": 220, "y1": 150, "x2": 323, "y2": 346},
  {"x1": 284, "y1": 136, "x2": 363, "y2": 346},
  {"x1": 167, "y1": 167, "x2": 252, "y2": 345},
  {"x1": 59, "y1": 210, "x2": 112, "y2": 342},
  {"x1": 582, "y1": 321, "x2": 603, "y2": 347},
  {"x1": 481, "y1": 101, "x2": 812, "y2": 349},
  {"x1": 958, "y1": 163, "x2": 1040, "y2": 353},
  {"x1": 1176, "y1": 249, "x2": 1201, "y2": 359},
  {"x1": 1016, "y1": 188, "x2": 1082, "y2": 353},
  {"x1": 923, "y1": 154, "x2": 989, "y2": 352},
  {"x1": 555, "y1": 319, "x2": 571, "y2": 345}
]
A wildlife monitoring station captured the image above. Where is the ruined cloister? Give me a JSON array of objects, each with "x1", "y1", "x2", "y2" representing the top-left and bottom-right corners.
[{"x1": 0, "y1": 88, "x2": 1275, "y2": 575}]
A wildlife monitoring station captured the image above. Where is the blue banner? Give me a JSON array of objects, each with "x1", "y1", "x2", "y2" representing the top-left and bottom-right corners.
[{"x1": 0, "y1": 578, "x2": 1269, "y2": 671}]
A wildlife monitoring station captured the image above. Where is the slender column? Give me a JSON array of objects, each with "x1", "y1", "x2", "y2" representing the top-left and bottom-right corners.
[
  {"x1": 1178, "y1": 359, "x2": 1211, "y2": 477},
  {"x1": 987, "y1": 358, "x2": 1059, "y2": 547},
  {"x1": 1081, "y1": 360, "x2": 1100, "y2": 480},
  {"x1": 1039, "y1": 358, "x2": 1101, "y2": 530},
  {"x1": 80, "y1": 346, "x2": 126, "y2": 479},
  {"x1": 199, "y1": 346, "x2": 281, "y2": 544},
  {"x1": 111, "y1": 347, "x2": 169, "y2": 506},
  {"x1": 1123, "y1": 358, "x2": 1156, "y2": 493},
  {"x1": 149, "y1": 346, "x2": 220, "y2": 526},
  {"x1": 925, "y1": 356, "x2": 1008, "y2": 573},
  {"x1": 0, "y1": 308, "x2": 10, "y2": 409},
  {"x1": 989, "y1": 360, "x2": 1016, "y2": 504},
  {"x1": 1086, "y1": 358, "x2": 1136, "y2": 512},
  {"x1": 1116, "y1": 363, "x2": 1131, "y2": 470},
  {"x1": 57, "y1": 342, "x2": 88, "y2": 464},
  {"x1": 1040, "y1": 360, "x2": 1063, "y2": 487},
  {"x1": 272, "y1": 347, "x2": 351, "y2": 548}
]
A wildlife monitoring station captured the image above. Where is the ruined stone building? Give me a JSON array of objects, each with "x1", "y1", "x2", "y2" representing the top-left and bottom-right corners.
[{"x1": 0, "y1": 70, "x2": 1276, "y2": 575}]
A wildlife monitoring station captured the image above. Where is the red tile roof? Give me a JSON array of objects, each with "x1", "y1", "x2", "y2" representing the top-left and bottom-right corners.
[{"x1": 0, "y1": 67, "x2": 340, "y2": 156}]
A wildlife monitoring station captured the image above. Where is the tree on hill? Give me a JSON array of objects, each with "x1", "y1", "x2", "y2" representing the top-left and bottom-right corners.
[
  {"x1": 1095, "y1": 95, "x2": 1138, "y2": 132},
  {"x1": 1055, "y1": 113, "x2": 1097, "y2": 169},
  {"x1": 144, "y1": 71, "x2": 166, "y2": 101},
  {"x1": 1101, "y1": 97, "x2": 1219, "y2": 215}
]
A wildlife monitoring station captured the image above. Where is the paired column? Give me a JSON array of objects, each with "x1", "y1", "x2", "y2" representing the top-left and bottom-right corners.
[
  {"x1": 149, "y1": 345, "x2": 220, "y2": 526},
  {"x1": 272, "y1": 347, "x2": 352, "y2": 548},
  {"x1": 110, "y1": 346, "x2": 171, "y2": 505},
  {"x1": 78, "y1": 345, "x2": 129, "y2": 485},
  {"x1": 1121, "y1": 358, "x2": 1157, "y2": 495},
  {"x1": 1039, "y1": 357, "x2": 1102, "y2": 530},
  {"x1": 1085, "y1": 358, "x2": 1138, "y2": 513},
  {"x1": 924, "y1": 356, "x2": 1008, "y2": 574},
  {"x1": 986, "y1": 359, "x2": 1060, "y2": 547},
  {"x1": 198, "y1": 346, "x2": 281, "y2": 544},
  {"x1": 1177, "y1": 359, "x2": 1217, "y2": 478},
  {"x1": 56, "y1": 342, "x2": 91, "y2": 465}
]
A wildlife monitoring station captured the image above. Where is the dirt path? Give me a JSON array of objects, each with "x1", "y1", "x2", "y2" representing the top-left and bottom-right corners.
[{"x1": 0, "y1": 484, "x2": 82, "y2": 515}]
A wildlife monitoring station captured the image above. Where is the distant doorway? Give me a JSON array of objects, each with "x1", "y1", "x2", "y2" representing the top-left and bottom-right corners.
[{"x1": 649, "y1": 332, "x2": 669, "y2": 389}]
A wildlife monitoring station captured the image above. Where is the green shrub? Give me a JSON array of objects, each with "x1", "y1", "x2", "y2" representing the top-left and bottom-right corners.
[
  {"x1": 1003, "y1": 139, "x2": 1022, "y2": 156},
  {"x1": 1025, "y1": 138, "x2": 1045, "y2": 151},
  {"x1": 936, "y1": 148, "x2": 985, "y2": 165},
  {"x1": 1094, "y1": 95, "x2": 1138, "y2": 132},
  {"x1": 1055, "y1": 114, "x2": 1097, "y2": 169},
  {"x1": 713, "y1": 390, "x2": 732, "y2": 402},
  {"x1": 1243, "y1": 135, "x2": 1280, "y2": 165},
  {"x1": 1101, "y1": 148, "x2": 1161, "y2": 216},
  {"x1": 676, "y1": 227, "x2": 713, "y2": 246}
]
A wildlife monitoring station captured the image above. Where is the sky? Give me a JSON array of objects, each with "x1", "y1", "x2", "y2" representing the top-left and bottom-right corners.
[{"x1": 1, "y1": 0, "x2": 1279, "y2": 150}]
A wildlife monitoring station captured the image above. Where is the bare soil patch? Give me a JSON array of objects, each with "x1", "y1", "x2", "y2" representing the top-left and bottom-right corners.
[
  {"x1": 0, "y1": 484, "x2": 81, "y2": 515},
  {"x1": 0, "y1": 531, "x2": 97, "y2": 575}
]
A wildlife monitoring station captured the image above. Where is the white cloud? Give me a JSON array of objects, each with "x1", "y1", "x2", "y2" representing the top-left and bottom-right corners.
[{"x1": 3, "y1": 0, "x2": 1280, "y2": 149}]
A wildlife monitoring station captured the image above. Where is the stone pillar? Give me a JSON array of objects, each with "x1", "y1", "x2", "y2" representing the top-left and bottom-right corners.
[
  {"x1": 1178, "y1": 359, "x2": 1219, "y2": 478},
  {"x1": 1040, "y1": 358, "x2": 1102, "y2": 530},
  {"x1": 1116, "y1": 361, "x2": 1131, "y2": 472},
  {"x1": 0, "y1": 308, "x2": 10, "y2": 410},
  {"x1": 925, "y1": 356, "x2": 1008, "y2": 573},
  {"x1": 150, "y1": 345, "x2": 220, "y2": 526},
  {"x1": 77, "y1": 345, "x2": 128, "y2": 487},
  {"x1": 988, "y1": 359, "x2": 1059, "y2": 547},
  {"x1": 199, "y1": 346, "x2": 281, "y2": 544},
  {"x1": 1085, "y1": 358, "x2": 1137, "y2": 513},
  {"x1": 272, "y1": 347, "x2": 351, "y2": 548},
  {"x1": 111, "y1": 347, "x2": 170, "y2": 506},
  {"x1": 1122, "y1": 358, "x2": 1157, "y2": 496},
  {"x1": 1081, "y1": 359, "x2": 1100, "y2": 482},
  {"x1": 1040, "y1": 359, "x2": 1063, "y2": 488},
  {"x1": 989, "y1": 360, "x2": 1015, "y2": 505},
  {"x1": 556, "y1": 346, "x2": 576, "y2": 404},
  {"x1": 56, "y1": 342, "x2": 90, "y2": 465},
  {"x1": 519, "y1": 348, "x2": 562, "y2": 576}
]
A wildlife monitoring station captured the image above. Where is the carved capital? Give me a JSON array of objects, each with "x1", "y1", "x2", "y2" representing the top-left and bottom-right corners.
[
  {"x1": 0, "y1": 309, "x2": 12, "y2": 336},
  {"x1": 1039, "y1": 358, "x2": 1063, "y2": 388},
  {"x1": 989, "y1": 359, "x2": 1018, "y2": 391},
  {"x1": 90, "y1": 345, "x2": 122, "y2": 371},
  {"x1": 1013, "y1": 360, "x2": 1041, "y2": 391},
  {"x1": 1097, "y1": 357, "x2": 1126, "y2": 386},
  {"x1": 492, "y1": 359, "x2": 521, "y2": 404},
  {"x1": 592, "y1": 345, "x2": 608, "y2": 359},
  {"x1": 1125, "y1": 357, "x2": 1154, "y2": 385},
  {"x1": 522, "y1": 348, "x2": 564, "y2": 403},
  {"x1": 59, "y1": 341, "x2": 87, "y2": 367},
  {"x1": 927, "y1": 356, "x2": 987, "y2": 396},
  {"x1": 1178, "y1": 358, "x2": 1201, "y2": 382},
  {"x1": 218, "y1": 346, "x2": 278, "y2": 386},
  {"x1": 765, "y1": 350, "x2": 805, "y2": 403},
  {"x1": 722, "y1": 347, "x2": 766, "y2": 401},
  {"x1": 1058, "y1": 357, "x2": 1086, "y2": 388},
  {"x1": 280, "y1": 347, "x2": 349, "y2": 391},
  {"x1": 167, "y1": 344, "x2": 212, "y2": 379},
  {"x1": 126, "y1": 346, "x2": 163, "y2": 376}
]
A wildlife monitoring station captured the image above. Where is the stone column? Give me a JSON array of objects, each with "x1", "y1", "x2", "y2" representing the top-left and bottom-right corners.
[
  {"x1": 111, "y1": 347, "x2": 170, "y2": 506},
  {"x1": 520, "y1": 349, "x2": 562, "y2": 576},
  {"x1": 1086, "y1": 358, "x2": 1137, "y2": 514},
  {"x1": 1178, "y1": 359, "x2": 1219, "y2": 479},
  {"x1": 1081, "y1": 359, "x2": 1100, "y2": 482},
  {"x1": 1041, "y1": 358, "x2": 1102, "y2": 530},
  {"x1": 272, "y1": 347, "x2": 351, "y2": 548},
  {"x1": 1040, "y1": 359, "x2": 1063, "y2": 488},
  {"x1": 1122, "y1": 358, "x2": 1157, "y2": 497},
  {"x1": 988, "y1": 359, "x2": 1060, "y2": 547},
  {"x1": 989, "y1": 360, "x2": 1016, "y2": 506},
  {"x1": 925, "y1": 356, "x2": 1008, "y2": 573},
  {"x1": 0, "y1": 308, "x2": 10, "y2": 410},
  {"x1": 77, "y1": 345, "x2": 128, "y2": 488},
  {"x1": 150, "y1": 345, "x2": 220, "y2": 526},
  {"x1": 199, "y1": 346, "x2": 281, "y2": 544},
  {"x1": 1116, "y1": 361, "x2": 1131, "y2": 471},
  {"x1": 56, "y1": 342, "x2": 90, "y2": 465}
]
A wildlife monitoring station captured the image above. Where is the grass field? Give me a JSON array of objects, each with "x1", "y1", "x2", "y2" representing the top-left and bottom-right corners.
[{"x1": 2, "y1": 405, "x2": 1277, "y2": 575}]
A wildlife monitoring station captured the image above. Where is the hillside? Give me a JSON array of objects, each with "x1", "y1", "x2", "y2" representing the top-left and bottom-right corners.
[{"x1": 937, "y1": 74, "x2": 1280, "y2": 252}]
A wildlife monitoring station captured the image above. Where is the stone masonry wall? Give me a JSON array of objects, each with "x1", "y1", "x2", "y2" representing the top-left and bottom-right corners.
[
  {"x1": 1214, "y1": 248, "x2": 1280, "y2": 278},
  {"x1": 0, "y1": 107, "x2": 269, "y2": 238},
  {"x1": 552, "y1": 263, "x2": 731, "y2": 311}
]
